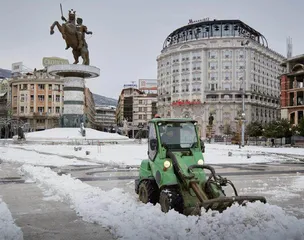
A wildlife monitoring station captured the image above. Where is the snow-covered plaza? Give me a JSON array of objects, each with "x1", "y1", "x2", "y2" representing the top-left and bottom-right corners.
[{"x1": 0, "y1": 132, "x2": 304, "y2": 240}]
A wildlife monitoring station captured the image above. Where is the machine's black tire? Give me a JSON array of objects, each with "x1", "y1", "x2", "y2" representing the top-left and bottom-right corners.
[
  {"x1": 159, "y1": 188, "x2": 184, "y2": 214},
  {"x1": 138, "y1": 180, "x2": 159, "y2": 205}
]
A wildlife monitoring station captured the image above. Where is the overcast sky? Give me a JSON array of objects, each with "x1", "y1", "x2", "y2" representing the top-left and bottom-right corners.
[{"x1": 1, "y1": 0, "x2": 303, "y2": 99}]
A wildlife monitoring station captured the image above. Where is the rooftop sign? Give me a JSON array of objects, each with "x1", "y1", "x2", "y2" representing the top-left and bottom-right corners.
[
  {"x1": 123, "y1": 84, "x2": 137, "y2": 89},
  {"x1": 188, "y1": 18, "x2": 210, "y2": 25},
  {"x1": 42, "y1": 57, "x2": 69, "y2": 67}
]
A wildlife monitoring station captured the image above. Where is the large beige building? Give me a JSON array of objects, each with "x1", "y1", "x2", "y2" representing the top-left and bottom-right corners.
[
  {"x1": 10, "y1": 69, "x2": 64, "y2": 130},
  {"x1": 157, "y1": 19, "x2": 285, "y2": 138}
]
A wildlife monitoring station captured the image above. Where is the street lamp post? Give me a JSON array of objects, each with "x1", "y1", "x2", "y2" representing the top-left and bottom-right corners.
[
  {"x1": 241, "y1": 38, "x2": 250, "y2": 147},
  {"x1": 235, "y1": 113, "x2": 246, "y2": 149}
]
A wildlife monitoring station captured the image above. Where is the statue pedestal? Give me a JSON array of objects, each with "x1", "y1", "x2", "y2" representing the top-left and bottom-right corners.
[{"x1": 47, "y1": 64, "x2": 100, "y2": 127}]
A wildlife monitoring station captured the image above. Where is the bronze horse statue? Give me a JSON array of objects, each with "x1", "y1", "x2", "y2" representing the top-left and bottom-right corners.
[{"x1": 50, "y1": 9, "x2": 90, "y2": 65}]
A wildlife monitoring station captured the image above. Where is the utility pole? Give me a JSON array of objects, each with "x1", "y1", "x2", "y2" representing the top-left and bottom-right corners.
[{"x1": 241, "y1": 38, "x2": 250, "y2": 147}]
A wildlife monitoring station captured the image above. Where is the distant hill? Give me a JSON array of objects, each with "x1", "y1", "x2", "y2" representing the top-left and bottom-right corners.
[
  {"x1": 0, "y1": 68, "x2": 11, "y2": 78},
  {"x1": 93, "y1": 93, "x2": 117, "y2": 106}
]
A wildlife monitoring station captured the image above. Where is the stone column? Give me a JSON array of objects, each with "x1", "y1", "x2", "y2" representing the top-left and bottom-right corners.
[
  {"x1": 47, "y1": 65, "x2": 100, "y2": 128},
  {"x1": 63, "y1": 77, "x2": 85, "y2": 127}
]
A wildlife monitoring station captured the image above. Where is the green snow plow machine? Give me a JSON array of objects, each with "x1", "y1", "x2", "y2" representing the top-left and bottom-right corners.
[{"x1": 135, "y1": 118, "x2": 266, "y2": 215}]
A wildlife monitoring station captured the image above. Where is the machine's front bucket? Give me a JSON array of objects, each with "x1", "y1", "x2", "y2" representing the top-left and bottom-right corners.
[{"x1": 200, "y1": 196, "x2": 267, "y2": 212}]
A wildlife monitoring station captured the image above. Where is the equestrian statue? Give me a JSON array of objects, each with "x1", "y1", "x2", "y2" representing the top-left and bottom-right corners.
[{"x1": 50, "y1": 5, "x2": 92, "y2": 65}]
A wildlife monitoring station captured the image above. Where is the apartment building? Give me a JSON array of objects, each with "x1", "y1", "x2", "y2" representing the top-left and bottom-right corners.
[
  {"x1": 95, "y1": 105, "x2": 116, "y2": 130},
  {"x1": 10, "y1": 69, "x2": 64, "y2": 130},
  {"x1": 116, "y1": 87, "x2": 157, "y2": 127},
  {"x1": 280, "y1": 54, "x2": 304, "y2": 125}
]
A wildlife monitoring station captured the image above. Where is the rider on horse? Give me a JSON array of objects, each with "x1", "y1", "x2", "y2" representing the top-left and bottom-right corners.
[{"x1": 61, "y1": 10, "x2": 92, "y2": 51}]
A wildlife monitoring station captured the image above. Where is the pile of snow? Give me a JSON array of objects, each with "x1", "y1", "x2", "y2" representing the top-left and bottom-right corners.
[
  {"x1": 0, "y1": 198, "x2": 23, "y2": 240},
  {"x1": 25, "y1": 128, "x2": 129, "y2": 141},
  {"x1": 0, "y1": 146, "x2": 96, "y2": 167},
  {"x1": 21, "y1": 165, "x2": 304, "y2": 240}
]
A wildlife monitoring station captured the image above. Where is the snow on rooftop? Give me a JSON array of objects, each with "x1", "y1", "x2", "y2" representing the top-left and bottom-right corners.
[
  {"x1": 21, "y1": 165, "x2": 304, "y2": 240},
  {"x1": 0, "y1": 198, "x2": 23, "y2": 240},
  {"x1": 24, "y1": 128, "x2": 129, "y2": 141}
]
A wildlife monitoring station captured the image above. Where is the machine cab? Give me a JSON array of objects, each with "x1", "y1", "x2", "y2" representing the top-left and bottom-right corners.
[{"x1": 148, "y1": 119, "x2": 204, "y2": 160}]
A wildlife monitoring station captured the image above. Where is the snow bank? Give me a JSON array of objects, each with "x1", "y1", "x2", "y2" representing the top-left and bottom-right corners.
[
  {"x1": 21, "y1": 165, "x2": 304, "y2": 240},
  {"x1": 25, "y1": 128, "x2": 129, "y2": 140},
  {"x1": 0, "y1": 146, "x2": 96, "y2": 167},
  {"x1": 0, "y1": 198, "x2": 23, "y2": 240}
]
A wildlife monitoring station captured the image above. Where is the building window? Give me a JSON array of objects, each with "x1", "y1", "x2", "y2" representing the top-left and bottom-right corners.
[
  {"x1": 208, "y1": 50, "x2": 218, "y2": 59},
  {"x1": 192, "y1": 51, "x2": 201, "y2": 60},
  {"x1": 30, "y1": 95, "x2": 34, "y2": 101},
  {"x1": 209, "y1": 62, "x2": 218, "y2": 70},
  {"x1": 48, "y1": 85, "x2": 52, "y2": 90},
  {"x1": 48, "y1": 95, "x2": 52, "y2": 101},
  {"x1": 192, "y1": 73, "x2": 201, "y2": 81},
  {"x1": 209, "y1": 83, "x2": 217, "y2": 91},
  {"x1": 223, "y1": 72, "x2": 232, "y2": 80},
  {"x1": 30, "y1": 84, "x2": 34, "y2": 90},
  {"x1": 54, "y1": 84, "x2": 60, "y2": 91},
  {"x1": 139, "y1": 115, "x2": 142, "y2": 120},
  {"x1": 139, "y1": 107, "x2": 142, "y2": 112},
  {"x1": 139, "y1": 100, "x2": 142, "y2": 104},
  {"x1": 38, "y1": 95, "x2": 44, "y2": 101},
  {"x1": 56, "y1": 95, "x2": 60, "y2": 102},
  {"x1": 172, "y1": 55, "x2": 179, "y2": 63},
  {"x1": 192, "y1": 83, "x2": 201, "y2": 92},
  {"x1": 38, "y1": 107, "x2": 44, "y2": 113},
  {"x1": 238, "y1": 50, "x2": 245, "y2": 59},
  {"x1": 209, "y1": 72, "x2": 218, "y2": 80},
  {"x1": 20, "y1": 106, "x2": 24, "y2": 113},
  {"x1": 192, "y1": 62, "x2": 201, "y2": 70},
  {"x1": 48, "y1": 107, "x2": 52, "y2": 113},
  {"x1": 38, "y1": 84, "x2": 45, "y2": 90},
  {"x1": 223, "y1": 61, "x2": 232, "y2": 70},
  {"x1": 182, "y1": 63, "x2": 190, "y2": 72},
  {"x1": 222, "y1": 50, "x2": 232, "y2": 59},
  {"x1": 237, "y1": 61, "x2": 245, "y2": 69},
  {"x1": 182, "y1": 53, "x2": 190, "y2": 61},
  {"x1": 20, "y1": 94, "x2": 25, "y2": 102},
  {"x1": 56, "y1": 107, "x2": 60, "y2": 113},
  {"x1": 30, "y1": 107, "x2": 33, "y2": 112}
]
